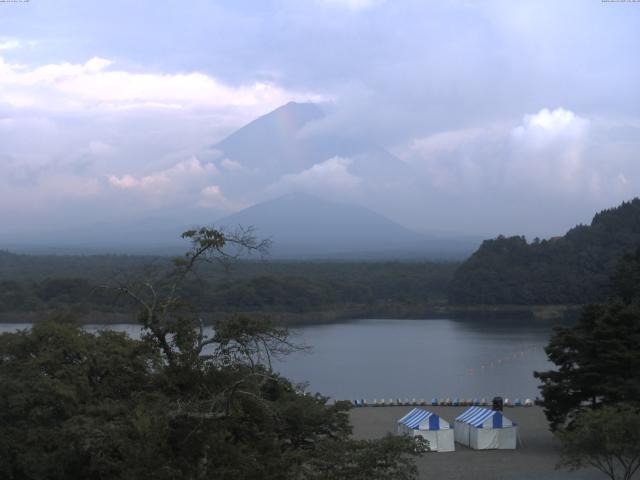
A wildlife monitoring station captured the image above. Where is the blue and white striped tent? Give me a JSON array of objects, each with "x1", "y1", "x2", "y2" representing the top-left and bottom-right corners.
[
  {"x1": 454, "y1": 407, "x2": 517, "y2": 450},
  {"x1": 397, "y1": 408, "x2": 454, "y2": 452}
]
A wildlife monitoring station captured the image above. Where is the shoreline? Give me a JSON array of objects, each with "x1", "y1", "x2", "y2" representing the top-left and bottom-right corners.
[{"x1": 0, "y1": 304, "x2": 581, "y2": 326}]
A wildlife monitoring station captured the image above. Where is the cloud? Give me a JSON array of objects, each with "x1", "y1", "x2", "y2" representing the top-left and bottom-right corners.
[
  {"x1": 0, "y1": 168, "x2": 103, "y2": 234},
  {"x1": 85, "y1": 140, "x2": 113, "y2": 156},
  {"x1": 0, "y1": 54, "x2": 329, "y2": 233},
  {"x1": 0, "y1": 56, "x2": 325, "y2": 114},
  {"x1": 317, "y1": 0, "x2": 384, "y2": 10},
  {"x1": 104, "y1": 156, "x2": 233, "y2": 214},
  {"x1": 107, "y1": 156, "x2": 218, "y2": 194},
  {"x1": 0, "y1": 154, "x2": 237, "y2": 236},
  {"x1": 220, "y1": 158, "x2": 249, "y2": 172},
  {"x1": 107, "y1": 174, "x2": 138, "y2": 189},
  {"x1": 507, "y1": 108, "x2": 591, "y2": 192},
  {"x1": 401, "y1": 125, "x2": 507, "y2": 191},
  {"x1": 511, "y1": 108, "x2": 589, "y2": 146},
  {"x1": 392, "y1": 107, "x2": 640, "y2": 236},
  {"x1": 401, "y1": 126, "x2": 498, "y2": 159},
  {"x1": 0, "y1": 39, "x2": 21, "y2": 51},
  {"x1": 1, "y1": 0, "x2": 638, "y2": 242},
  {"x1": 269, "y1": 156, "x2": 362, "y2": 197},
  {"x1": 198, "y1": 185, "x2": 244, "y2": 211},
  {"x1": 403, "y1": 108, "x2": 633, "y2": 198}
]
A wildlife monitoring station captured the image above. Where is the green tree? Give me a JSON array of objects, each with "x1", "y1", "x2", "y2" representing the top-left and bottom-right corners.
[
  {"x1": 0, "y1": 314, "x2": 166, "y2": 480},
  {"x1": 535, "y1": 248, "x2": 640, "y2": 430},
  {"x1": 299, "y1": 435, "x2": 419, "y2": 480},
  {"x1": 611, "y1": 249, "x2": 640, "y2": 305},
  {"x1": 558, "y1": 404, "x2": 640, "y2": 480}
]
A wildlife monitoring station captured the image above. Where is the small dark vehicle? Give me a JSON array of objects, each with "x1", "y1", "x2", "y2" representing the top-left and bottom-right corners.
[{"x1": 492, "y1": 396, "x2": 504, "y2": 411}]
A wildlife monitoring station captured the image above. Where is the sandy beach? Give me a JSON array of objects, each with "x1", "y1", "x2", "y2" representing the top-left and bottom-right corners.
[{"x1": 350, "y1": 406, "x2": 606, "y2": 480}]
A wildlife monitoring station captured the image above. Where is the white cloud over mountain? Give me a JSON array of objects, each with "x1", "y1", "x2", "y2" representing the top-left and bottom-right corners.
[
  {"x1": 108, "y1": 157, "x2": 218, "y2": 193},
  {"x1": 198, "y1": 185, "x2": 245, "y2": 211},
  {"x1": 0, "y1": 56, "x2": 323, "y2": 112},
  {"x1": 269, "y1": 156, "x2": 362, "y2": 198},
  {"x1": 0, "y1": 0, "x2": 639, "y2": 241},
  {"x1": 0, "y1": 55, "x2": 328, "y2": 235}
]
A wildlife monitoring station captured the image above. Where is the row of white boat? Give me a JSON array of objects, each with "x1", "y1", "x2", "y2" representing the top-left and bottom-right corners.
[{"x1": 352, "y1": 397, "x2": 535, "y2": 407}]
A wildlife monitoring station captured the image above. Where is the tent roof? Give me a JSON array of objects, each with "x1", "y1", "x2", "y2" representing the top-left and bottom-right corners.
[
  {"x1": 398, "y1": 408, "x2": 440, "y2": 430},
  {"x1": 455, "y1": 406, "x2": 512, "y2": 428}
]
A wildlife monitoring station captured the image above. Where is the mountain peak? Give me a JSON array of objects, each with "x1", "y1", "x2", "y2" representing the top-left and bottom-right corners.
[
  {"x1": 216, "y1": 102, "x2": 323, "y2": 150},
  {"x1": 212, "y1": 102, "x2": 325, "y2": 182},
  {"x1": 277, "y1": 101, "x2": 323, "y2": 116}
]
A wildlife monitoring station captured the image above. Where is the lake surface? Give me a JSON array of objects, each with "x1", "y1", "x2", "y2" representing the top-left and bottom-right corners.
[{"x1": 0, "y1": 318, "x2": 554, "y2": 402}]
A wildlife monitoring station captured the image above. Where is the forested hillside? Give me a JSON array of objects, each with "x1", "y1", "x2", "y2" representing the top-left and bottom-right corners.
[{"x1": 449, "y1": 198, "x2": 640, "y2": 305}]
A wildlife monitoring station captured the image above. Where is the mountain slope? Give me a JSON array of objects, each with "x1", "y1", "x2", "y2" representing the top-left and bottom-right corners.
[
  {"x1": 218, "y1": 192, "x2": 423, "y2": 258},
  {"x1": 216, "y1": 102, "x2": 324, "y2": 167},
  {"x1": 448, "y1": 198, "x2": 640, "y2": 305}
]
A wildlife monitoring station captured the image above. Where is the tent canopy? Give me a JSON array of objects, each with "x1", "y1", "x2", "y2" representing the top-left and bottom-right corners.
[
  {"x1": 455, "y1": 406, "x2": 513, "y2": 429},
  {"x1": 398, "y1": 408, "x2": 449, "y2": 431},
  {"x1": 398, "y1": 408, "x2": 456, "y2": 452}
]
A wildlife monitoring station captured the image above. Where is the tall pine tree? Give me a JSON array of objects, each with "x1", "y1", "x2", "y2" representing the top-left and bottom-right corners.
[{"x1": 535, "y1": 248, "x2": 640, "y2": 430}]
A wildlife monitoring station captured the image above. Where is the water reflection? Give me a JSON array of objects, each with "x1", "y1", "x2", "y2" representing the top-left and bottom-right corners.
[{"x1": 274, "y1": 319, "x2": 553, "y2": 401}]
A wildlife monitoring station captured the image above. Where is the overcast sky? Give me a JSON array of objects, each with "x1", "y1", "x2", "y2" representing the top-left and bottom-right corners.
[{"x1": 1, "y1": 0, "x2": 639, "y2": 241}]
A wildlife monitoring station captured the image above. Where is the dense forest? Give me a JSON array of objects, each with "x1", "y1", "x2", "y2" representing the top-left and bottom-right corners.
[
  {"x1": 0, "y1": 251, "x2": 457, "y2": 323},
  {"x1": 449, "y1": 198, "x2": 640, "y2": 305}
]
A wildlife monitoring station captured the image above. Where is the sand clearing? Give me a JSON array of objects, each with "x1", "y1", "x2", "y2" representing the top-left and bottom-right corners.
[{"x1": 349, "y1": 406, "x2": 606, "y2": 480}]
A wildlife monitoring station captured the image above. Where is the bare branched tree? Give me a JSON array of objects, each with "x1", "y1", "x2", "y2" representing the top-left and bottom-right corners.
[
  {"x1": 103, "y1": 225, "x2": 272, "y2": 367},
  {"x1": 99, "y1": 225, "x2": 314, "y2": 424}
]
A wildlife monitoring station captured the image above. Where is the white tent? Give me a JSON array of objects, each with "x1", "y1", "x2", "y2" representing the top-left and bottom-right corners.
[
  {"x1": 454, "y1": 406, "x2": 517, "y2": 450},
  {"x1": 397, "y1": 408, "x2": 455, "y2": 452}
]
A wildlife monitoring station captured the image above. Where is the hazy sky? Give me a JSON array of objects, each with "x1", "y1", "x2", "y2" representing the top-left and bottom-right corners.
[{"x1": 1, "y1": 0, "x2": 639, "y2": 240}]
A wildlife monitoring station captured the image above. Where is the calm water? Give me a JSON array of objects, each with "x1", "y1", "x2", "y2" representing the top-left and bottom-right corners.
[{"x1": 0, "y1": 318, "x2": 553, "y2": 401}]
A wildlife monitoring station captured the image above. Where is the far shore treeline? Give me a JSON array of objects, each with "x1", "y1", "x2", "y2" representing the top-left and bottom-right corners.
[
  {"x1": 449, "y1": 198, "x2": 640, "y2": 306},
  {"x1": 0, "y1": 256, "x2": 457, "y2": 324},
  {"x1": 2, "y1": 197, "x2": 640, "y2": 324}
]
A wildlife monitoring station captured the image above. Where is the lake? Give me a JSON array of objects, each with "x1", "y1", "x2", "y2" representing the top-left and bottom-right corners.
[{"x1": 0, "y1": 318, "x2": 554, "y2": 402}]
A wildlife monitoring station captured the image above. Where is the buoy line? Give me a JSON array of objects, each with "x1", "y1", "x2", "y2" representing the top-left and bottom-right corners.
[{"x1": 348, "y1": 397, "x2": 536, "y2": 407}]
